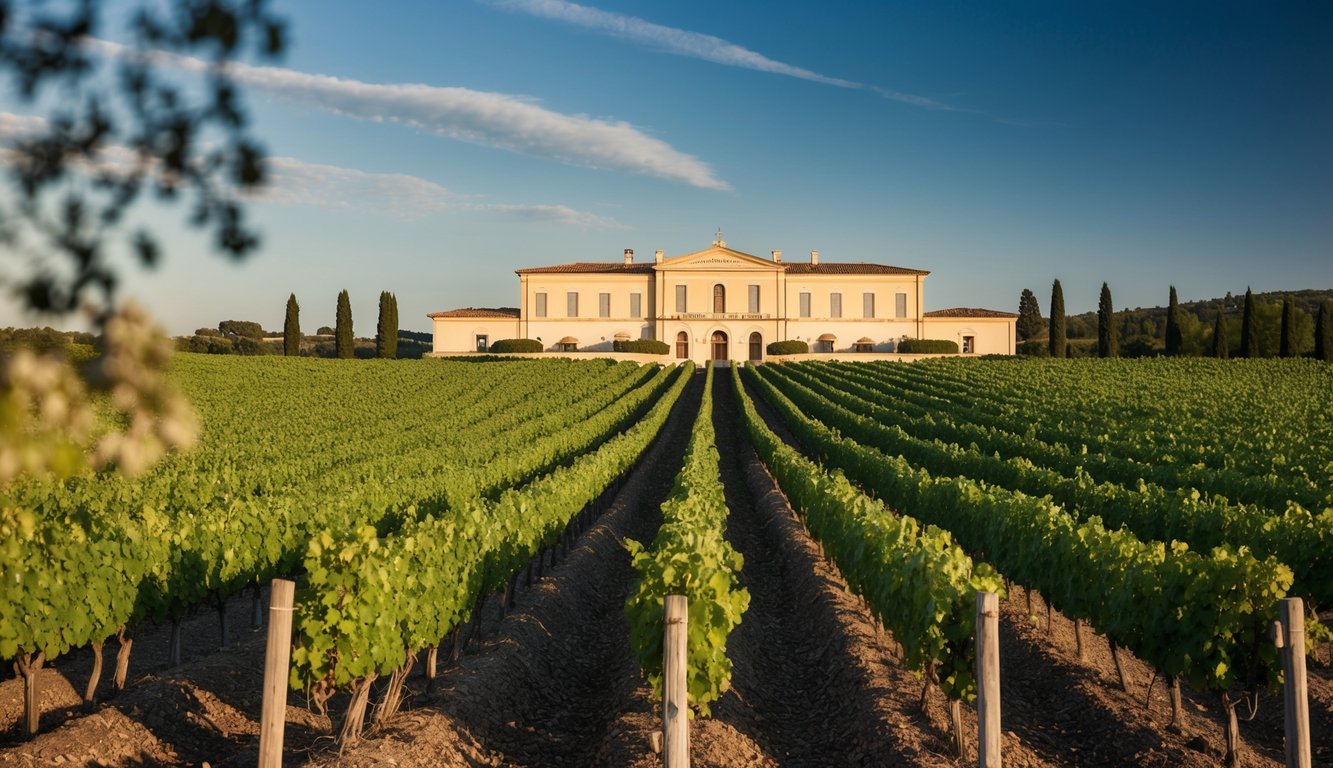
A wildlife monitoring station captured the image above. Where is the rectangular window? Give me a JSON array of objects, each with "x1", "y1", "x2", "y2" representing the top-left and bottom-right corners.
[
  {"x1": 675, "y1": 285, "x2": 687, "y2": 313},
  {"x1": 799, "y1": 292, "x2": 811, "y2": 318},
  {"x1": 535, "y1": 292, "x2": 547, "y2": 318},
  {"x1": 567, "y1": 291, "x2": 579, "y2": 318},
  {"x1": 475, "y1": 335, "x2": 488, "y2": 352},
  {"x1": 830, "y1": 292, "x2": 842, "y2": 319},
  {"x1": 963, "y1": 336, "x2": 975, "y2": 354},
  {"x1": 895, "y1": 292, "x2": 908, "y2": 318},
  {"x1": 748, "y1": 284, "x2": 760, "y2": 314},
  {"x1": 599, "y1": 292, "x2": 611, "y2": 318},
  {"x1": 863, "y1": 292, "x2": 875, "y2": 319},
  {"x1": 630, "y1": 292, "x2": 642, "y2": 318}
]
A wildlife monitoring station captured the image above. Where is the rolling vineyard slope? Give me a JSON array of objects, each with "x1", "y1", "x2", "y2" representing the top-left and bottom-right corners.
[
  {"x1": 290, "y1": 362, "x2": 693, "y2": 744},
  {"x1": 0, "y1": 356, "x2": 668, "y2": 732},
  {"x1": 825, "y1": 359, "x2": 1331, "y2": 512},
  {"x1": 744, "y1": 362, "x2": 1298, "y2": 745},
  {"x1": 762, "y1": 361, "x2": 1332, "y2": 605}
]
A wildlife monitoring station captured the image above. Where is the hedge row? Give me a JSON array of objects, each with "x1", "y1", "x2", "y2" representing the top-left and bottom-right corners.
[
  {"x1": 488, "y1": 338, "x2": 543, "y2": 353},
  {"x1": 614, "y1": 339, "x2": 670, "y2": 354},
  {"x1": 897, "y1": 338, "x2": 958, "y2": 354},
  {"x1": 766, "y1": 340, "x2": 809, "y2": 355}
]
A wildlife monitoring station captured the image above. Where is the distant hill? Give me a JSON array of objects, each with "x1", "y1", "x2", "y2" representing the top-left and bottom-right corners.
[{"x1": 1025, "y1": 288, "x2": 1332, "y2": 357}]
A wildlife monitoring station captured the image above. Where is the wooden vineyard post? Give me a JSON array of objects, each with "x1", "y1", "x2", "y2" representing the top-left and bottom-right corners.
[
  {"x1": 259, "y1": 578, "x2": 296, "y2": 768},
  {"x1": 1274, "y1": 598, "x2": 1310, "y2": 768},
  {"x1": 663, "y1": 594, "x2": 689, "y2": 768},
  {"x1": 976, "y1": 591, "x2": 1001, "y2": 768}
]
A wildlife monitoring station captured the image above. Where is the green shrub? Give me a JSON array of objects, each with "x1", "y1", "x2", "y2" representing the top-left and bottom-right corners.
[
  {"x1": 766, "y1": 339, "x2": 809, "y2": 355},
  {"x1": 897, "y1": 338, "x2": 959, "y2": 354},
  {"x1": 1016, "y1": 340, "x2": 1048, "y2": 357},
  {"x1": 488, "y1": 338, "x2": 543, "y2": 353},
  {"x1": 613, "y1": 338, "x2": 669, "y2": 354}
]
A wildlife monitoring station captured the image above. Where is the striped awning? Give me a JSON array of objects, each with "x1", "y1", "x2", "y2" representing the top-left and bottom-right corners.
[
  {"x1": 856, "y1": 337, "x2": 875, "y2": 344},
  {"x1": 817, "y1": 333, "x2": 838, "y2": 342},
  {"x1": 613, "y1": 331, "x2": 632, "y2": 340},
  {"x1": 559, "y1": 336, "x2": 579, "y2": 345}
]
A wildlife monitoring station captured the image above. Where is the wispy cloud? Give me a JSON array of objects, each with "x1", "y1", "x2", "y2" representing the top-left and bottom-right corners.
[
  {"x1": 488, "y1": 0, "x2": 857, "y2": 88},
  {"x1": 486, "y1": 0, "x2": 967, "y2": 111},
  {"x1": 260, "y1": 157, "x2": 624, "y2": 227},
  {"x1": 0, "y1": 112, "x2": 623, "y2": 228},
  {"x1": 85, "y1": 39, "x2": 729, "y2": 191}
]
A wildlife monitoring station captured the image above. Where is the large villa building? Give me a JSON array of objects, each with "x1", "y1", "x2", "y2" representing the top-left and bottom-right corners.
[{"x1": 429, "y1": 237, "x2": 1016, "y2": 364}]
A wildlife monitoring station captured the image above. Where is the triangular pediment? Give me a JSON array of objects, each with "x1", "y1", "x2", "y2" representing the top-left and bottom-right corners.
[{"x1": 656, "y1": 245, "x2": 785, "y2": 271}]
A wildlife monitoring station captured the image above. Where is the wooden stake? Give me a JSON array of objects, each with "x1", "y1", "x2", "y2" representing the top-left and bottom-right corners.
[
  {"x1": 1275, "y1": 598, "x2": 1310, "y2": 768},
  {"x1": 1221, "y1": 691, "x2": 1241, "y2": 768},
  {"x1": 949, "y1": 698, "x2": 965, "y2": 759},
  {"x1": 976, "y1": 591, "x2": 1001, "y2": 767},
  {"x1": 425, "y1": 644, "x2": 439, "y2": 694},
  {"x1": 169, "y1": 618, "x2": 183, "y2": 667},
  {"x1": 1109, "y1": 640, "x2": 1131, "y2": 694},
  {"x1": 1073, "y1": 618, "x2": 1085, "y2": 660},
  {"x1": 259, "y1": 578, "x2": 295, "y2": 768},
  {"x1": 113, "y1": 628, "x2": 133, "y2": 691},
  {"x1": 1166, "y1": 674, "x2": 1184, "y2": 733},
  {"x1": 15, "y1": 650, "x2": 44, "y2": 739},
  {"x1": 252, "y1": 584, "x2": 266, "y2": 630},
  {"x1": 84, "y1": 641, "x2": 104, "y2": 707},
  {"x1": 663, "y1": 595, "x2": 689, "y2": 768}
]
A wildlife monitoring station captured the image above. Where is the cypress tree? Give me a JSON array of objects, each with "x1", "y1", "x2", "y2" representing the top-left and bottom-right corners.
[
  {"x1": 1279, "y1": 298, "x2": 1295, "y2": 358},
  {"x1": 1212, "y1": 309, "x2": 1228, "y2": 359},
  {"x1": 336, "y1": 289, "x2": 354, "y2": 359},
  {"x1": 1017, "y1": 288, "x2": 1043, "y2": 341},
  {"x1": 283, "y1": 293, "x2": 301, "y2": 356},
  {"x1": 1240, "y1": 288, "x2": 1257, "y2": 358},
  {"x1": 1097, "y1": 282, "x2": 1117, "y2": 358},
  {"x1": 1165, "y1": 286, "x2": 1183, "y2": 356},
  {"x1": 376, "y1": 291, "x2": 392, "y2": 358},
  {"x1": 387, "y1": 293, "x2": 399, "y2": 359},
  {"x1": 1317, "y1": 300, "x2": 1332, "y2": 362},
  {"x1": 1048, "y1": 279, "x2": 1066, "y2": 358}
]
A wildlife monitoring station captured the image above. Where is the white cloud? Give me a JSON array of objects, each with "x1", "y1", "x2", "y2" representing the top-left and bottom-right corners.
[
  {"x1": 0, "y1": 112, "x2": 623, "y2": 228},
  {"x1": 85, "y1": 39, "x2": 730, "y2": 191},
  {"x1": 261, "y1": 156, "x2": 624, "y2": 227},
  {"x1": 487, "y1": 0, "x2": 967, "y2": 111},
  {"x1": 488, "y1": 0, "x2": 858, "y2": 88}
]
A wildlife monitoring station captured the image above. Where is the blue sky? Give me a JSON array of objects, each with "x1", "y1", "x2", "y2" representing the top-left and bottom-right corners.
[{"x1": 2, "y1": 1, "x2": 1330, "y2": 334}]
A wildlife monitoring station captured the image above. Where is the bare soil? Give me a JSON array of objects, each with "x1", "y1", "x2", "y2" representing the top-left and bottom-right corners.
[{"x1": 1, "y1": 365, "x2": 1328, "y2": 767}]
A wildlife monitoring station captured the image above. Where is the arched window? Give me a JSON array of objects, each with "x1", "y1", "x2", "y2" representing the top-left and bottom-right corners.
[
  {"x1": 749, "y1": 332, "x2": 763, "y2": 361},
  {"x1": 713, "y1": 284, "x2": 726, "y2": 313},
  {"x1": 676, "y1": 331, "x2": 689, "y2": 359},
  {"x1": 711, "y1": 331, "x2": 729, "y2": 361}
]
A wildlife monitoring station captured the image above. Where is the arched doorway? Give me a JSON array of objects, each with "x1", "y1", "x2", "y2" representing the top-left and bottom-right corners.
[
  {"x1": 675, "y1": 331, "x2": 689, "y2": 359},
  {"x1": 711, "y1": 331, "x2": 729, "y2": 361},
  {"x1": 749, "y1": 332, "x2": 763, "y2": 361}
]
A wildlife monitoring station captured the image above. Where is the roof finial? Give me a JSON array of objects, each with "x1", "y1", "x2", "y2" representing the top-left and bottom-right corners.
[{"x1": 713, "y1": 227, "x2": 726, "y2": 247}]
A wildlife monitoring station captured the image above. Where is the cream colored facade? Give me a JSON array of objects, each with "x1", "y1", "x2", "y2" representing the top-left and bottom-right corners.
[{"x1": 430, "y1": 240, "x2": 1016, "y2": 363}]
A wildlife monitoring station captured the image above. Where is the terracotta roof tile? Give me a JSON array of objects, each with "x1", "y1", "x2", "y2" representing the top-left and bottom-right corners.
[
  {"x1": 784, "y1": 262, "x2": 930, "y2": 276},
  {"x1": 924, "y1": 307, "x2": 1018, "y2": 318},
  {"x1": 427, "y1": 307, "x2": 520, "y2": 319},
  {"x1": 513, "y1": 260, "x2": 928, "y2": 276},
  {"x1": 515, "y1": 263, "x2": 656, "y2": 275}
]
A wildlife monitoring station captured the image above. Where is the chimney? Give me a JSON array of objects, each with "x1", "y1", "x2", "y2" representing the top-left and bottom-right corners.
[
  {"x1": 771, "y1": 250, "x2": 782, "y2": 263},
  {"x1": 654, "y1": 249, "x2": 664, "y2": 264},
  {"x1": 623, "y1": 248, "x2": 634, "y2": 265},
  {"x1": 810, "y1": 249, "x2": 820, "y2": 265}
]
